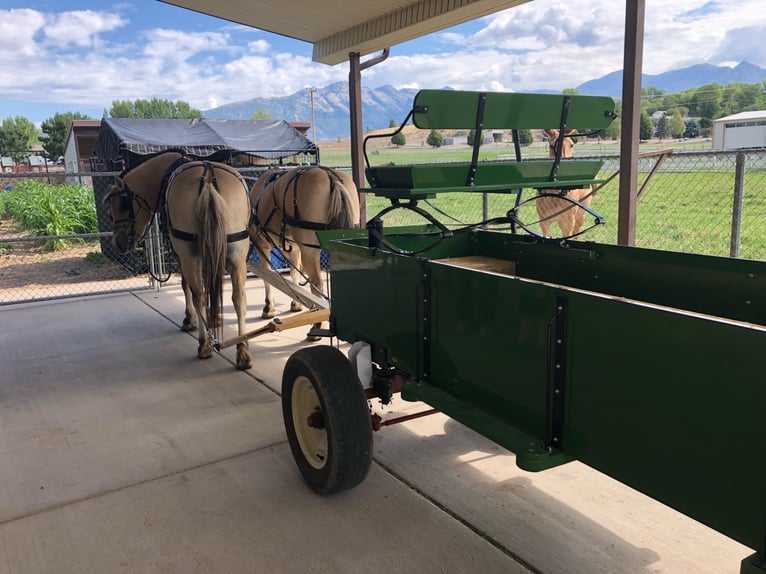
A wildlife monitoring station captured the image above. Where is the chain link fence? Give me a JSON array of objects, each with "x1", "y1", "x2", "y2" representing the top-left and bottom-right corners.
[
  {"x1": 366, "y1": 148, "x2": 766, "y2": 260},
  {"x1": 0, "y1": 170, "x2": 178, "y2": 306},
  {"x1": 2, "y1": 149, "x2": 765, "y2": 305}
]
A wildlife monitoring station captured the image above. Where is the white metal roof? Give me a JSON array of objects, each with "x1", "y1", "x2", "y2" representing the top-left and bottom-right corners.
[
  {"x1": 714, "y1": 111, "x2": 766, "y2": 123},
  {"x1": 159, "y1": 0, "x2": 531, "y2": 65}
]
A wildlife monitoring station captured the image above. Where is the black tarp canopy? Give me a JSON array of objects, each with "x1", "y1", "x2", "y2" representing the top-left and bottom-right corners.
[{"x1": 95, "y1": 118, "x2": 318, "y2": 169}]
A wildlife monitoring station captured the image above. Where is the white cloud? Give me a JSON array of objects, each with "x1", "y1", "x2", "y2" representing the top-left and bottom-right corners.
[
  {"x1": 43, "y1": 10, "x2": 126, "y2": 49},
  {"x1": 0, "y1": 9, "x2": 46, "y2": 58}
]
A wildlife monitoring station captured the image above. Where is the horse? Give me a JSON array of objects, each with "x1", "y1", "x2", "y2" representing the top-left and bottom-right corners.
[
  {"x1": 535, "y1": 128, "x2": 596, "y2": 238},
  {"x1": 248, "y1": 165, "x2": 360, "y2": 339},
  {"x1": 104, "y1": 150, "x2": 253, "y2": 370}
]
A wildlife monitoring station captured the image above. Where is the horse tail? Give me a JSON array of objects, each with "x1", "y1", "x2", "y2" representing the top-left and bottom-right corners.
[
  {"x1": 325, "y1": 169, "x2": 358, "y2": 229},
  {"x1": 196, "y1": 167, "x2": 227, "y2": 338}
]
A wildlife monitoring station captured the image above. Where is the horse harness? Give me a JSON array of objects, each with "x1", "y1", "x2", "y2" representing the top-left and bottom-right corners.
[
  {"x1": 164, "y1": 160, "x2": 250, "y2": 245},
  {"x1": 104, "y1": 163, "x2": 170, "y2": 248},
  {"x1": 251, "y1": 165, "x2": 347, "y2": 251}
]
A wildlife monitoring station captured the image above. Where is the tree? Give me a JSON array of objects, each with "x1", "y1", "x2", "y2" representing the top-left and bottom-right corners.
[
  {"x1": 562, "y1": 88, "x2": 581, "y2": 95},
  {"x1": 683, "y1": 119, "x2": 700, "y2": 138},
  {"x1": 0, "y1": 116, "x2": 38, "y2": 162},
  {"x1": 693, "y1": 83, "x2": 723, "y2": 121},
  {"x1": 251, "y1": 107, "x2": 273, "y2": 120},
  {"x1": 467, "y1": 129, "x2": 483, "y2": 146},
  {"x1": 426, "y1": 129, "x2": 443, "y2": 148},
  {"x1": 388, "y1": 118, "x2": 398, "y2": 128},
  {"x1": 391, "y1": 130, "x2": 406, "y2": 147},
  {"x1": 639, "y1": 109, "x2": 654, "y2": 140},
  {"x1": 668, "y1": 109, "x2": 685, "y2": 138},
  {"x1": 516, "y1": 129, "x2": 534, "y2": 144},
  {"x1": 107, "y1": 98, "x2": 202, "y2": 119},
  {"x1": 655, "y1": 115, "x2": 669, "y2": 140},
  {"x1": 40, "y1": 112, "x2": 91, "y2": 160}
]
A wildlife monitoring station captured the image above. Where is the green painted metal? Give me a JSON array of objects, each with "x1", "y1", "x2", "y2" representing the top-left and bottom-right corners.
[
  {"x1": 366, "y1": 160, "x2": 604, "y2": 199},
  {"x1": 325, "y1": 227, "x2": 766, "y2": 571},
  {"x1": 411, "y1": 90, "x2": 616, "y2": 131},
  {"x1": 362, "y1": 89, "x2": 616, "y2": 200}
]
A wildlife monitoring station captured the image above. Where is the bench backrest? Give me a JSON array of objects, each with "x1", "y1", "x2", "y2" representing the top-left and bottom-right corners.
[{"x1": 411, "y1": 90, "x2": 616, "y2": 131}]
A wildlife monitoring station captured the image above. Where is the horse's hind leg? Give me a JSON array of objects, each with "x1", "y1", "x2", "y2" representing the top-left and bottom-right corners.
[
  {"x1": 180, "y1": 259, "x2": 213, "y2": 360},
  {"x1": 302, "y1": 247, "x2": 325, "y2": 341},
  {"x1": 180, "y1": 275, "x2": 197, "y2": 331},
  {"x1": 288, "y1": 247, "x2": 304, "y2": 313},
  {"x1": 228, "y1": 250, "x2": 252, "y2": 371}
]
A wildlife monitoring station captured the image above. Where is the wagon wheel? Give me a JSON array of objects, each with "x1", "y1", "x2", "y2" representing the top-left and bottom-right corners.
[{"x1": 282, "y1": 346, "x2": 373, "y2": 494}]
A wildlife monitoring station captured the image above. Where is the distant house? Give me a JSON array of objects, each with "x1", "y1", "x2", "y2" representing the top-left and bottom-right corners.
[
  {"x1": 63, "y1": 119, "x2": 102, "y2": 175},
  {"x1": 712, "y1": 111, "x2": 766, "y2": 150}
]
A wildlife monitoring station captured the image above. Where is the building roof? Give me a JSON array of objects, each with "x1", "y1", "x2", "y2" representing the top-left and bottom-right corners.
[
  {"x1": 714, "y1": 111, "x2": 766, "y2": 123},
  {"x1": 160, "y1": 0, "x2": 531, "y2": 65},
  {"x1": 95, "y1": 117, "x2": 318, "y2": 165}
]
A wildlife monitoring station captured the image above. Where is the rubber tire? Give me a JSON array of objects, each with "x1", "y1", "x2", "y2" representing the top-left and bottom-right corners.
[{"x1": 282, "y1": 346, "x2": 373, "y2": 495}]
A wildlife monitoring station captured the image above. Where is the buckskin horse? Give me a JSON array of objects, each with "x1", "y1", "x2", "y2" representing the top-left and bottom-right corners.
[
  {"x1": 248, "y1": 165, "x2": 360, "y2": 339},
  {"x1": 104, "y1": 150, "x2": 253, "y2": 370},
  {"x1": 535, "y1": 128, "x2": 596, "y2": 238}
]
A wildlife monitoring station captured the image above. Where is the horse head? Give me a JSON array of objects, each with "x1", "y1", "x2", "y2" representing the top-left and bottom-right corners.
[
  {"x1": 104, "y1": 174, "x2": 154, "y2": 253},
  {"x1": 544, "y1": 128, "x2": 575, "y2": 159}
]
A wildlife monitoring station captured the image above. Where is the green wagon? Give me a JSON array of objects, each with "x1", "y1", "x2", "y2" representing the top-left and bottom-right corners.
[{"x1": 278, "y1": 90, "x2": 766, "y2": 574}]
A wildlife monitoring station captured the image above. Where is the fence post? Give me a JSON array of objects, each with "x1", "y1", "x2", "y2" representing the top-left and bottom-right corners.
[{"x1": 729, "y1": 152, "x2": 745, "y2": 258}]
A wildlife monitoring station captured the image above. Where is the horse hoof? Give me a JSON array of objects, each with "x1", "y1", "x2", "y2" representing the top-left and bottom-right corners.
[
  {"x1": 181, "y1": 323, "x2": 196, "y2": 332},
  {"x1": 198, "y1": 346, "x2": 213, "y2": 360},
  {"x1": 261, "y1": 309, "x2": 276, "y2": 319},
  {"x1": 305, "y1": 334, "x2": 321, "y2": 342},
  {"x1": 236, "y1": 348, "x2": 252, "y2": 370},
  {"x1": 290, "y1": 302, "x2": 303, "y2": 313}
]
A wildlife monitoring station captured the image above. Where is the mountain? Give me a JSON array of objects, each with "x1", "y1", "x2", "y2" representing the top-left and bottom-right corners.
[
  {"x1": 203, "y1": 81, "x2": 418, "y2": 142},
  {"x1": 203, "y1": 62, "x2": 766, "y2": 140},
  {"x1": 576, "y1": 61, "x2": 766, "y2": 97}
]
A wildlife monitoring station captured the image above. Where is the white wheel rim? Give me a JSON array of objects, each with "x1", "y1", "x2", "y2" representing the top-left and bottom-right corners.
[{"x1": 291, "y1": 375, "x2": 328, "y2": 470}]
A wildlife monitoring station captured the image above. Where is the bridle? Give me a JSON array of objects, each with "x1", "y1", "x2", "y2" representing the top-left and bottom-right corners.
[{"x1": 104, "y1": 178, "x2": 157, "y2": 248}]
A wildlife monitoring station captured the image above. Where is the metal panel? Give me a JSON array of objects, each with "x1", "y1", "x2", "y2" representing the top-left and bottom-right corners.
[
  {"x1": 160, "y1": 0, "x2": 531, "y2": 65},
  {"x1": 326, "y1": 227, "x2": 766, "y2": 558}
]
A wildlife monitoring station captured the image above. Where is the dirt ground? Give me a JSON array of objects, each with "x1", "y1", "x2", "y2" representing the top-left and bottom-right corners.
[{"x1": 0, "y1": 217, "x2": 151, "y2": 303}]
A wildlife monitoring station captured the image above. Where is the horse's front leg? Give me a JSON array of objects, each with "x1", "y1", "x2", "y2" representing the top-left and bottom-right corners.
[{"x1": 228, "y1": 254, "x2": 252, "y2": 370}]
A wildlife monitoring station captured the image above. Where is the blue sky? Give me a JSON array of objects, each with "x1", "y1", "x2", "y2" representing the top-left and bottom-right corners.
[{"x1": 1, "y1": 0, "x2": 764, "y2": 126}]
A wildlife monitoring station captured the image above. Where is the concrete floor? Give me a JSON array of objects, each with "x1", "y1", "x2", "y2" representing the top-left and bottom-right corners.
[{"x1": 0, "y1": 279, "x2": 753, "y2": 574}]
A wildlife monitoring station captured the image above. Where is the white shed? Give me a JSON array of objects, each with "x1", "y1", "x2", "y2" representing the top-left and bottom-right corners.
[{"x1": 712, "y1": 111, "x2": 766, "y2": 149}]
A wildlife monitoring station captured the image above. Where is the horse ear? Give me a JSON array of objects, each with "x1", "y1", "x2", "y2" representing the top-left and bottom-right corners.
[
  {"x1": 564, "y1": 128, "x2": 575, "y2": 135},
  {"x1": 543, "y1": 128, "x2": 557, "y2": 138}
]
